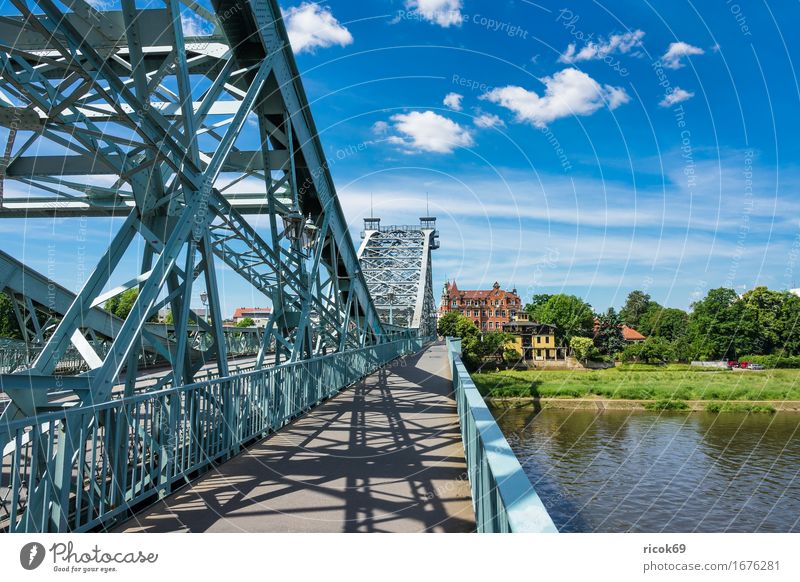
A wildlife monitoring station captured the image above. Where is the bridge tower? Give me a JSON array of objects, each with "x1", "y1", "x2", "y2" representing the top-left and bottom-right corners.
[{"x1": 358, "y1": 217, "x2": 439, "y2": 337}]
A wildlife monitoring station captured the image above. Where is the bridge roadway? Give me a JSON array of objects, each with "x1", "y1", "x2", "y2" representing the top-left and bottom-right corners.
[{"x1": 116, "y1": 342, "x2": 476, "y2": 532}]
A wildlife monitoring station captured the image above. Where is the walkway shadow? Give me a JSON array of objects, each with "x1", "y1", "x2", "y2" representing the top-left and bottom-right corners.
[{"x1": 115, "y1": 342, "x2": 475, "y2": 533}]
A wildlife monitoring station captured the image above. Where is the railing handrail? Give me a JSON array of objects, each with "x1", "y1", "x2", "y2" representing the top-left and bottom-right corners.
[
  {"x1": 2, "y1": 336, "x2": 433, "y2": 532},
  {"x1": 446, "y1": 337, "x2": 557, "y2": 533},
  {"x1": 0, "y1": 338, "x2": 420, "y2": 434}
]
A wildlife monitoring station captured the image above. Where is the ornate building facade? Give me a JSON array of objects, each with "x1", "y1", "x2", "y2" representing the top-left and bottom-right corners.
[{"x1": 439, "y1": 280, "x2": 523, "y2": 331}]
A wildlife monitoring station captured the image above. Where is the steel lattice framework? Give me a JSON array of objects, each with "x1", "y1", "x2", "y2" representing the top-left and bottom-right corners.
[
  {"x1": 358, "y1": 217, "x2": 439, "y2": 337},
  {"x1": 0, "y1": 0, "x2": 387, "y2": 418}
]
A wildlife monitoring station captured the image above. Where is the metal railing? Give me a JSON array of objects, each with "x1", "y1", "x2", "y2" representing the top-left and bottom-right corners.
[
  {"x1": 446, "y1": 337, "x2": 557, "y2": 533},
  {"x1": 1, "y1": 336, "x2": 430, "y2": 532}
]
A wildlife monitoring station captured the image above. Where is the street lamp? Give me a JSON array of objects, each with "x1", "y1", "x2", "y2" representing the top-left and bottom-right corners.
[
  {"x1": 199, "y1": 291, "x2": 208, "y2": 324},
  {"x1": 282, "y1": 211, "x2": 320, "y2": 251},
  {"x1": 387, "y1": 291, "x2": 395, "y2": 326}
]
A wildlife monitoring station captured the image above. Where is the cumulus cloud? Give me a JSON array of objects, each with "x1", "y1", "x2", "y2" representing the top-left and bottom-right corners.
[
  {"x1": 443, "y1": 92, "x2": 463, "y2": 111},
  {"x1": 473, "y1": 113, "x2": 505, "y2": 129},
  {"x1": 405, "y1": 0, "x2": 463, "y2": 27},
  {"x1": 284, "y1": 2, "x2": 353, "y2": 54},
  {"x1": 181, "y1": 13, "x2": 214, "y2": 37},
  {"x1": 660, "y1": 41, "x2": 704, "y2": 69},
  {"x1": 481, "y1": 68, "x2": 629, "y2": 128},
  {"x1": 659, "y1": 87, "x2": 695, "y2": 107},
  {"x1": 559, "y1": 29, "x2": 645, "y2": 63},
  {"x1": 382, "y1": 110, "x2": 473, "y2": 153}
]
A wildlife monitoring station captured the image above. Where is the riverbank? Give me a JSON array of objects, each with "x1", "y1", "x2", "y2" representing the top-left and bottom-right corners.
[
  {"x1": 473, "y1": 364, "x2": 800, "y2": 413},
  {"x1": 488, "y1": 396, "x2": 800, "y2": 413}
]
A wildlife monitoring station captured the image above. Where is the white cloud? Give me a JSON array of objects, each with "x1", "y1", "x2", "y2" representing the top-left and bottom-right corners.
[
  {"x1": 405, "y1": 0, "x2": 463, "y2": 28},
  {"x1": 443, "y1": 92, "x2": 463, "y2": 111},
  {"x1": 481, "y1": 68, "x2": 629, "y2": 128},
  {"x1": 473, "y1": 113, "x2": 504, "y2": 129},
  {"x1": 181, "y1": 13, "x2": 214, "y2": 37},
  {"x1": 284, "y1": 2, "x2": 353, "y2": 54},
  {"x1": 660, "y1": 41, "x2": 704, "y2": 69},
  {"x1": 371, "y1": 121, "x2": 390, "y2": 135},
  {"x1": 383, "y1": 110, "x2": 474, "y2": 153},
  {"x1": 559, "y1": 29, "x2": 645, "y2": 63},
  {"x1": 659, "y1": 87, "x2": 695, "y2": 107}
]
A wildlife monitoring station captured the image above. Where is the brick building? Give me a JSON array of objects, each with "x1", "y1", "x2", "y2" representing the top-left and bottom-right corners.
[{"x1": 439, "y1": 280, "x2": 523, "y2": 331}]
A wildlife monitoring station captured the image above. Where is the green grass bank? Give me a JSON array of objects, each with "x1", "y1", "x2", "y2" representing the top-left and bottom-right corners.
[{"x1": 473, "y1": 364, "x2": 800, "y2": 412}]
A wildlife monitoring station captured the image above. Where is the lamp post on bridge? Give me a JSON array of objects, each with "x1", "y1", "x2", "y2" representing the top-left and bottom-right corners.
[{"x1": 387, "y1": 291, "x2": 395, "y2": 326}]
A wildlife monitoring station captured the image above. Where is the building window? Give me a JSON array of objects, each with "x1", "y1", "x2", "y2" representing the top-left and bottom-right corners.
[
  {"x1": 482, "y1": 322, "x2": 487, "y2": 330},
  {"x1": 502, "y1": 310, "x2": 506, "y2": 317},
  {"x1": 451, "y1": 301, "x2": 457, "y2": 307},
  {"x1": 489, "y1": 322, "x2": 494, "y2": 329},
  {"x1": 481, "y1": 310, "x2": 486, "y2": 316},
  {"x1": 536, "y1": 336, "x2": 541, "y2": 344},
  {"x1": 473, "y1": 310, "x2": 478, "y2": 317}
]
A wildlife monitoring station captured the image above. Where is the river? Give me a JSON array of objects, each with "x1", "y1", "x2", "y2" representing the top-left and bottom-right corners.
[{"x1": 489, "y1": 406, "x2": 800, "y2": 532}]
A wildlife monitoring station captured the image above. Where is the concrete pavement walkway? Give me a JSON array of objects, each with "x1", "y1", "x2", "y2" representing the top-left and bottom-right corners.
[{"x1": 116, "y1": 342, "x2": 475, "y2": 532}]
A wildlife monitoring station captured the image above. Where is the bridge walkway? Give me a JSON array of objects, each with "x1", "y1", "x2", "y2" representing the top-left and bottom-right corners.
[{"x1": 116, "y1": 342, "x2": 476, "y2": 532}]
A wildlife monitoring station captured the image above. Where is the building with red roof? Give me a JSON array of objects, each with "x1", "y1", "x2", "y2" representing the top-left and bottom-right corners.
[
  {"x1": 232, "y1": 307, "x2": 272, "y2": 327},
  {"x1": 439, "y1": 280, "x2": 522, "y2": 331}
]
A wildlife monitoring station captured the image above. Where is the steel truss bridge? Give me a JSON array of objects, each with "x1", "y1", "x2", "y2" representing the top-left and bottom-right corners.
[
  {"x1": 359, "y1": 217, "x2": 439, "y2": 338},
  {"x1": 0, "y1": 0, "x2": 441, "y2": 532}
]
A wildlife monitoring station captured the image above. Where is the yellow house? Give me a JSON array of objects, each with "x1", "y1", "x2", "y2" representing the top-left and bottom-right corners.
[{"x1": 502, "y1": 315, "x2": 561, "y2": 362}]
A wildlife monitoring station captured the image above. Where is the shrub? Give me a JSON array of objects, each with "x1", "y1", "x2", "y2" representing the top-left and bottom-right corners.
[
  {"x1": 645, "y1": 399, "x2": 690, "y2": 411},
  {"x1": 570, "y1": 336, "x2": 599, "y2": 362}
]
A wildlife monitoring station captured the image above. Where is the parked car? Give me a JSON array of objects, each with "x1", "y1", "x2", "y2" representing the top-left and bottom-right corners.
[
  {"x1": 748, "y1": 363, "x2": 765, "y2": 370},
  {"x1": 727, "y1": 360, "x2": 739, "y2": 369},
  {"x1": 739, "y1": 361, "x2": 750, "y2": 369}
]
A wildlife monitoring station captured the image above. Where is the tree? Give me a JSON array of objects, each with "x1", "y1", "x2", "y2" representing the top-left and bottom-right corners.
[
  {"x1": 104, "y1": 288, "x2": 140, "y2": 319},
  {"x1": 594, "y1": 307, "x2": 625, "y2": 356},
  {"x1": 570, "y1": 336, "x2": 598, "y2": 362},
  {"x1": 0, "y1": 291, "x2": 22, "y2": 339},
  {"x1": 622, "y1": 336, "x2": 674, "y2": 364},
  {"x1": 528, "y1": 294, "x2": 594, "y2": 346},
  {"x1": 638, "y1": 305, "x2": 688, "y2": 341},
  {"x1": 437, "y1": 310, "x2": 463, "y2": 337},
  {"x1": 685, "y1": 288, "x2": 745, "y2": 359},
  {"x1": 620, "y1": 290, "x2": 656, "y2": 328},
  {"x1": 236, "y1": 317, "x2": 255, "y2": 327},
  {"x1": 524, "y1": 293, "x2": 552, "y2": 316}
]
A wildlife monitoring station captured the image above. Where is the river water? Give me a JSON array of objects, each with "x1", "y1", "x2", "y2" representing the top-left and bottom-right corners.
[{"x1": 489, "y1": 407, "x2": 800, "y2": 532}]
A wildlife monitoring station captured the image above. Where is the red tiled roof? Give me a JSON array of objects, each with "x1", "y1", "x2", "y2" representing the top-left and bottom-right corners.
[
  {"x1": 233, "y1": 307, "x2": 272, "y2": 319},
  {"x1": 593, "y1": 318, "x2": 647, "y2": 341},
  {"x1": 446, "y1": 280, "x2": 519, "y2": 300},
  {"x1": 622, "y1": 325, "x2": 646, "y2": 341}
]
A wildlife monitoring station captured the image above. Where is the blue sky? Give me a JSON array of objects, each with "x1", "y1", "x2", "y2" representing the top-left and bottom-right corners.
[{"x1": 2, "y1": 0, "x2": 800, "y2": 316}]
